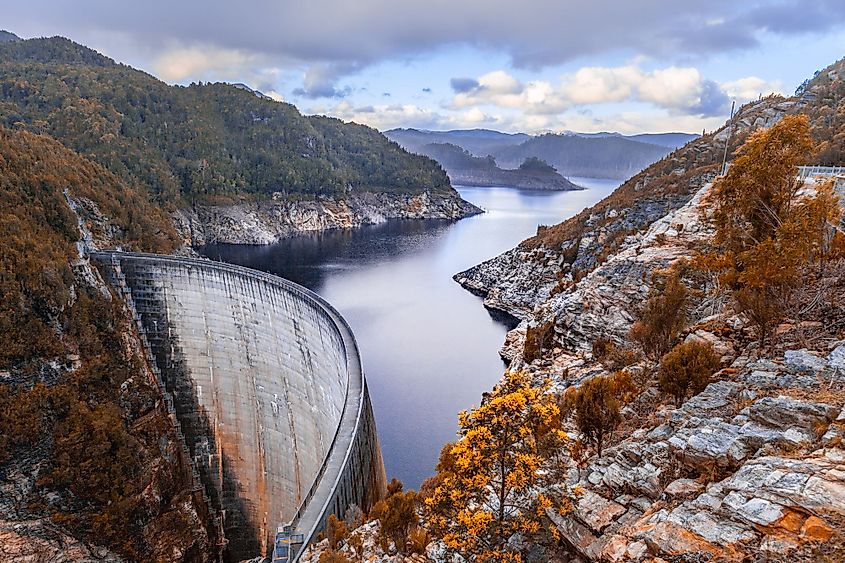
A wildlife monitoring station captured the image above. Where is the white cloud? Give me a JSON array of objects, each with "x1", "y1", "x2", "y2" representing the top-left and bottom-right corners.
[
  {"x1": 152, "y1": 44, "x2": 260, "y2": 82},
  {"x1": 722, "y1": 76, "x2": 784, "y2": 100},
  {"x1": 448, "y1": 62, "x2": 782, "y2": 123}
]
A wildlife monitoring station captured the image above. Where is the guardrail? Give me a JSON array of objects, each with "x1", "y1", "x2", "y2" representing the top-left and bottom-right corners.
[
  {"x1": 90, "y1": 252, "x2": 372, "y2": 562},
  {"x1": 720, "y1": 163, "x2": 845, "y2": 178}
]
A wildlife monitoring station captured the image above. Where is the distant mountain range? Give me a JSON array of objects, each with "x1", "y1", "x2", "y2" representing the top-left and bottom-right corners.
[
  {"x1": 386, "y1": 128, "x2": 698, "y2": 180},
  {"x1": 420, "y1": 142, "x2": 581, "y2": 191}
]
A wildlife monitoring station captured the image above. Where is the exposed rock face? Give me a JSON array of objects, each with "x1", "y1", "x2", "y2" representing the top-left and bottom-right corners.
[
  {"x1": 173, "y1": 190, "x2": 481, "y2": 245},
  {"x1": 453, "y1": 94, "x2": 806, "y2": 320},
  {"x1": 553, "y1": 349, "x2": 845, "y2": 562},
  {"x1": 451, "y1": 58, "x2": 845, "y2": 562}
]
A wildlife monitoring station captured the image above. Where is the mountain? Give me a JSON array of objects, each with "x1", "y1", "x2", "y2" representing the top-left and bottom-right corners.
[
  {"x1": 386, "y1": 128, "x2": 530, "y2": 157},
  {"x1": 0, "y1": 36, "x2": 454, "y2": 204},
  {"x1": 415, "y1": 142, "x2": 581, "y2": 190},
  {"x1": 0, "y1": 30, "x2": 20, "y2": 42},
  {"x1": 0, "y1": 126, "x2": 216, "y2": 560},
  {"x1": 492, "y1": 133, "x2": 677, "y2": 179},
  {"x1": 387, "y1": 128, "x2": 698, "y2": 180},
  {"x1": 626, "y1": 132, "x2": 698, "y2": 148}
]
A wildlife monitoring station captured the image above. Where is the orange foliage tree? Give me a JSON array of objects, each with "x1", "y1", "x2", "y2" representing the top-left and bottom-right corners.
[
  {"x1": 423, "y1": 371, "x2": 574, "y2": 561},
  {"x1": 705, "y1": 114, "x2": 844, "y2": 343}
]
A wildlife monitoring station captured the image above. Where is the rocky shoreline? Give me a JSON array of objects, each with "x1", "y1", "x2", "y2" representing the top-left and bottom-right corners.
[{"x1": 173, "y1": 189, "x2": 482, "y2": 246}]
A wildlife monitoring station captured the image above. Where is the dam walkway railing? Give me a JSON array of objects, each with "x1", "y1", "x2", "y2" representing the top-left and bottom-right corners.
[{"x1": 90, "y1": 252, "x2": 374, "y2": 562}]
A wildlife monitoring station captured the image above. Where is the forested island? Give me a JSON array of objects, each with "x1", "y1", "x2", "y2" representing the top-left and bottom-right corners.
[{"x1": 418, "y1": 143, "x2": 581, "y2": 190}]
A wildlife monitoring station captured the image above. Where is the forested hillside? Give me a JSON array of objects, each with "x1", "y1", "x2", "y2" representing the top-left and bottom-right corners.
[
  {"x1": 0, "y1": 37, "x2": 450, "y2": 205},
  {"x1": 0, "y1": 127, "x2": 215, "y2": 559}
]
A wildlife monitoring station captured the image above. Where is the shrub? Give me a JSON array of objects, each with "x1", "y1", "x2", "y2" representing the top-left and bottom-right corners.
[
  {"x1": 370, "y1": 479, "x2": 418, "y2": 554},
  {"x1": 658, "y1": 341, "x2": 720, "y2": 405},
  {"x1": 629, "y1": 268, "x2": 688, "y2": 361},
  {"x1": 523, "y1": 319, "x2": 556, "y2": 362},
  {"x1": 593, "y1": 337, "x2": 641, "y2": 370},
  {"x1": 326, "y1": 514, "x2": 348, "y2": 551},
  {"x1": 563, "y1": 372, "x2": 633, "y2": 456}
]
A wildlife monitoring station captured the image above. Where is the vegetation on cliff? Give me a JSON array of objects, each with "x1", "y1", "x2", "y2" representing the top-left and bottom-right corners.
[
  {"x1": 423, "y1": 371, "x2": 574, "y2": 561},
  {"x1": 0, "y1": 127, "x2": 211, "y2": 560},
  {"x1": 0, "y1": 36, "x2": 451, "y2": 205}
]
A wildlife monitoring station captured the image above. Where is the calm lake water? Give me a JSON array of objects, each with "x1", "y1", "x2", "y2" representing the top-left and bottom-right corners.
[{"x1": 200, "y1": 178, "x2": 619, "y2": 488}]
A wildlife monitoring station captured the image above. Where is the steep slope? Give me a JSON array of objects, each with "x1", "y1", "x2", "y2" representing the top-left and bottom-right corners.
[
  {"x1": 0, "y1": 127, "x2": 218, "y2": 561},
  {"x1": 452, "y1": 57, "x2": 845, "y2": 562},
  {"x1": 415, "y1": 142, "x2": 581, "y2": 190},
  {"x1": 0, "y1": 36, "x2": 479, "y2": 243},
  {"x1": 456, "y1": 59, "x2": 845, "y2": 319}
]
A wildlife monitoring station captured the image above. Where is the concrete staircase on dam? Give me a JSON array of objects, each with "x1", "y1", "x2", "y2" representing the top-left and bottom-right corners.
[{"x1": 91, "y1": 252, "x2": 387, "y2": 562}]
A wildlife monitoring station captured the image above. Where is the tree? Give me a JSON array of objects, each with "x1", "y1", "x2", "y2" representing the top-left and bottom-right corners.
[
  {"x1": 705, "y1": 114, "x2": 844, "y2": 344},
  {"x1": 424, "y1": 371, "x2": 573, "y2": 562},
  {"x1": 629, "y1": 267, "x2": 688, "y2": 361},
  {"x1": 658, "y1": 341, "x2": 720, "y2": 405},
  {"x1": 563, "y1": 372, "x2": 633, "y2": 456},
  {"x1": 712, "y1": 114, "x2": 814, "y2": 254},
  {"x1": 369, "y1": 479, "x2": 419, "y2": 554}
]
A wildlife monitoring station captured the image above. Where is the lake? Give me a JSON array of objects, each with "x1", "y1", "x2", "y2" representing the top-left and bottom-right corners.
[{"x1": 200, "y1": 178, "x2": 619, "y2": 488}]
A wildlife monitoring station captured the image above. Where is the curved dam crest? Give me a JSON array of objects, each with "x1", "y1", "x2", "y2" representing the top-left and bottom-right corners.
[{"x1": 92, "y1": 252, "x2": 386, "y2": 561}]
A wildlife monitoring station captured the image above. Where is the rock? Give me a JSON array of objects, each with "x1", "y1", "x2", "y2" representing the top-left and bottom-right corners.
[
  {"x1": 783, "y1": 349, "x2": 827, "y2": 374},
  {"x1": 736, "y1": 497, "x2": 784, "y2": 526},
  {"x1": 547, "y1": 509, "x2": 600, "y2": 559},
  {"x1": 800, "y1": 515, "x2": 834, "y2": 541},
  {"x1": 638, "y1": 521, "x2": 736, "y2": 560},
  {"x1": 747, "y1": 396, "x2": 838, "y2": 432},
  {"x1": 575, "y1": 490, "x2": 626, "y2": 533},
  {"x1": 829, "y1": 344, "x2": 845, "y2": 371},
  {"x1": 664, "y1": 478, "x2": 704, "y2": 500}
]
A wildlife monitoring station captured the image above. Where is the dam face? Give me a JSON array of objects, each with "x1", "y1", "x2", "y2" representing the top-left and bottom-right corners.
[{"x1": 92, "y1": 252, "x2": 386, "y2": 561}]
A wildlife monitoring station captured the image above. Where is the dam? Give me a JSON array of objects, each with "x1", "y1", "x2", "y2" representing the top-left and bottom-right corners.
[{"x1": 91, "y1": 252, "x2": 387, "y2": 561}]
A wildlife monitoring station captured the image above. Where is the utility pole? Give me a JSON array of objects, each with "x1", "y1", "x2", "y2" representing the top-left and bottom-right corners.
[{"x1": 720, "y1": 100, "x2": 736, "y2": 176}]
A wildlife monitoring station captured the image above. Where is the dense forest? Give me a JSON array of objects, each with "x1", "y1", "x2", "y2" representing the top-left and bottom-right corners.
[{"x1": 0, "y1": 37, "x2": 451, "y2": 205}]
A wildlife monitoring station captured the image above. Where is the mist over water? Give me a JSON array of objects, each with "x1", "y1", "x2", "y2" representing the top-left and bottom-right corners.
[{"x1": 201, "y1": 178, "x2": 618, "y2": 487}]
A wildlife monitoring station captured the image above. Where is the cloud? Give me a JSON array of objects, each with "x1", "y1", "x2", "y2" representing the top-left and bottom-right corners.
[
  {"x1": 6, "y1": 1, "x2": 844, "y2": 93},
  {"x1": 152, "y1": 44, "x2": 259, "y2": 82},
  {"x1": 450, "y1": 77, "x2": 479, "y2": 93},
  {"x1": 722, "y1": 76, "x2": 783, "y2": 101},
  {"x1": 451, "y1": 64, "x2": 785, "y2": 118},
  {"x1": 292, "y1": 62, "x2": 359, "y2": 98}
]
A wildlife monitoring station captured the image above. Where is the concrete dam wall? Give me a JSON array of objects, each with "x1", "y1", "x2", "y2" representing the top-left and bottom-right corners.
[{"x1": 91, "y1": 252, "x2": 386, "y2": 561}]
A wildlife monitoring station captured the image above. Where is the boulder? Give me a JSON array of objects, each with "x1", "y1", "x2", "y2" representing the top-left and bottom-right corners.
[
  {"x1": 783, "y1": 349, "x2": 827, "y2": 374},
  {"x1": 664, "y1": 478, "x2": 704, "y2": 500},
  {"x1": 747, "y1": 396, "x2": 838, "y2": 432}
]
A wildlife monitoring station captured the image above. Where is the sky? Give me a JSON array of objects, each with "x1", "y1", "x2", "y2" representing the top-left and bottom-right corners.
[{"x1": 4, "y1": 0, "x2": 845, "y2": 134}]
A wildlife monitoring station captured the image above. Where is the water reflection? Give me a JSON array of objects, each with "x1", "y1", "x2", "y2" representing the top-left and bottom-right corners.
[{"x1": 201, "y1": 179, "x2": 618, "y2": 487}]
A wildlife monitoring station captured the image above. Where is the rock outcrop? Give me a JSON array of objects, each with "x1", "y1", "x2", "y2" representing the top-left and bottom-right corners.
[
  {"x1": 173, "y1": 190, "x2": 482, "y2": 245},
  {"x1": 449, "y1": 57, "x2": 845, "y2": 562}
]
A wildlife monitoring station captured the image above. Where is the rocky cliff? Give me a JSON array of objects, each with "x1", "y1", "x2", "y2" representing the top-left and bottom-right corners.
[
  {"x1": 173, "y1": 189, "x2": 481, "y2": 246},
  {"x1": 0, "y1": 128, "x2": 219, "y2": 561},
  {"x1": 447, "y1": 57, "x2": 845, "y2": 562}
]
